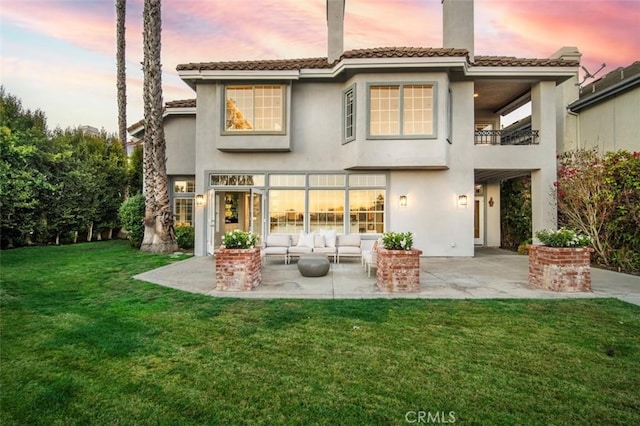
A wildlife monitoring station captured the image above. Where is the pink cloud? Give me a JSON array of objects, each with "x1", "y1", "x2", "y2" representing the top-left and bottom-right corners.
[{"x1": 476, "y1": 0, "x2": 639, "y2": 71}]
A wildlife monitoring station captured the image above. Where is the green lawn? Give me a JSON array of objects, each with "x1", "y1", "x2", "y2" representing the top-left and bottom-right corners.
[{"x1": 1, "y1": 241, "x2": 639, "y2": 425}]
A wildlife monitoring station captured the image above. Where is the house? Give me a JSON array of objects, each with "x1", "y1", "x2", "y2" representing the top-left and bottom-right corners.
[
  {"x1": 564, "y1": 60, "x2": 640, "y2": 153},
  {"x1": 130, "y1": 0, "x2": 581, "y2": 257}
]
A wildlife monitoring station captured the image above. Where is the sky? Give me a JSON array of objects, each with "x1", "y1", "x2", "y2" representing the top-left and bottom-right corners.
[{"x1": 1, "y1": 0, "x2": 639, "y2": 136}]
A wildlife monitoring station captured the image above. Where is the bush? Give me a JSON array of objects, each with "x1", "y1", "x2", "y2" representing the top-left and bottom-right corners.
[
  {"x1": 118, "y1": 194, "x2": 145, "y2": 248},
  {"x1": 381, "y1": 231, "x2": 414, "y2": 250},
  {"x1": 535, "y1": 228, "x2": 591, "y2": 248},
  {"x1": 221, "y1": 230, "x2": 259, "y2": 249},
  {"x1": 517, "y1": 238, "x2": 533, "y2": 255},
  {"x1": 556, "y1": 149, "x2": 640, "y2": 272},
  {"x1": 175, "y1": 225, "x2": 195, "y2": 250}
]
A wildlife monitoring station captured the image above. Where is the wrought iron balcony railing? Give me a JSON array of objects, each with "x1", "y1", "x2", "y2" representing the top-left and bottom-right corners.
[{"x1": 474, "y1": 129, "x2": 540, "y2": 145}]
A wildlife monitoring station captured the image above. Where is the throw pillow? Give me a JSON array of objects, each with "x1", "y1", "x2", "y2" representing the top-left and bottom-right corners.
[
  {"x1": 314, "y1": 233, "x2": 326, "y2": 248},
  {"x1": 320, "y1": 229, "x2": 337, "y2": 248},
  {"x1": 297, "y1": 232, "x2": 315, "y2": 248}
]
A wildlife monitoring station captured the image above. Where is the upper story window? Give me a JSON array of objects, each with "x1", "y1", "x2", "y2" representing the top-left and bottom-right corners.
[
  {"x1": 174, "y1": 179, "x2": 195, "y2": 193},
  {"x1": 343, "y1": 86, "x2": 356, "y2": 142},
  {"x1": 368, "y1": 83, "x2": 434, "y2": 138},
  {"x1": 224, "y1": 85, "x2": 284, "y2": 133}
]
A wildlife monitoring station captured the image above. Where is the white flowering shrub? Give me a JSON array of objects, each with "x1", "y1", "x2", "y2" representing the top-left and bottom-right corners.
[
  {"x1": 221, "y1": 229, "x2": 259, "y2": 249},
  {"x1": 535, "y1": 228, "x2": 592, "y2": 248},
  {"x1": 381, "y1": 231, "x2": 414, "y2": 250}
]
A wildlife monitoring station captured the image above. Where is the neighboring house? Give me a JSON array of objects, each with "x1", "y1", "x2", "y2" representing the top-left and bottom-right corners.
[
  {"x1": 130, "y1": 0, "x2": 581, "y2": 257},
  {"x1": 564, "y1": 60, "x2": 640, "y2": 153}
]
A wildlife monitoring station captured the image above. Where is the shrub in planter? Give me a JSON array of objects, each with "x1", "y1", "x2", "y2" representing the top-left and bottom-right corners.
[
  {"x1": 221, "y1": 229, "x2": 259, "y2": 249},
  {"x1": 175, "y1": 225, "x2": 195, "y2": 250},
  {"x1": 529, "y1": 228, "x2": 593, "y2": 292},
  {"x1": 535, "y1": 228, "x2": 591, "y2": 248},
  {"x1": 381, "y1": 231, "x2": 414, "y2": 250}
]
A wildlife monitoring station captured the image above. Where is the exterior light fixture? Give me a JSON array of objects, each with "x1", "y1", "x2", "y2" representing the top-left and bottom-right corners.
[
  {"x1": 195, "y1": 194, "x2": 205, "y2": 206},
  {"x1": 399, "y1": 195, "x2": 408, "y2": 207},
  {"x1": 488, "y1": 196, "x2": 494, "y2": 207},
  {"x1": 458, "y1": 194, "x2": 468, "y2": 207}
]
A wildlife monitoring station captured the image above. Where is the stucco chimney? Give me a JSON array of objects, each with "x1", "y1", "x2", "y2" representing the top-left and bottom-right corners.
[
  {"x1": 327, "y1": 0, "x2": 345, "y2": 63},
  {"x1": 442, "y1": 0, "x2": 474, "y2": 62}
]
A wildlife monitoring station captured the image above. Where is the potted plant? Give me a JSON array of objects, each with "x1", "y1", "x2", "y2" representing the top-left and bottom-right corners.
[
  {"x1": 376, "y1": 231, "x2": 423, "y2": 292},
  {"x1": 215, "y1": 230, "x2": 262, "y2": 291},
  {"x1": 528, "y1": 228, "x2": 593, "y2": 292}
]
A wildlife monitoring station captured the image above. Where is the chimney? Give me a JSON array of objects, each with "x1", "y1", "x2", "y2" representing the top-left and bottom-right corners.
[
  {"x1": 327, "y1": 0, "x2": 345, "y2": 63},
  {"x1": 442, "y1": 0, "x2": 474, "y2": 62}
]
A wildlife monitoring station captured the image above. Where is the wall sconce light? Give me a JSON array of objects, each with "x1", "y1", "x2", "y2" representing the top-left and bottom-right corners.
[
  {"x1": 488, "y1": 196, "x2": 494, "y2": 207},
  {"x1": 458, "y1": 194, "x2": 468, "y2": 207},
  {"x1": 399, "y1": 195, "x2": 408, "y2": 207},
  {"x1": 195, "y1": 194, "x2": 205, "y2": 206}
]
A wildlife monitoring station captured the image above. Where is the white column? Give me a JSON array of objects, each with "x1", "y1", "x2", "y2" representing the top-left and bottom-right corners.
[{"x1": 531, "y1": 81, "x2": 558, "y2": 235}]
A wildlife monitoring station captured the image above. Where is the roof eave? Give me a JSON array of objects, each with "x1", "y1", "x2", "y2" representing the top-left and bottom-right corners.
[
  {"x1": 568, "y1": 74, "x2": 640, "y2": 112},
  {"x1": 178, "y1": 69, "x2": 301, "y2": 87},
  {"x1": 467, "y1": 65, "x2": 578, "y2": 79}
]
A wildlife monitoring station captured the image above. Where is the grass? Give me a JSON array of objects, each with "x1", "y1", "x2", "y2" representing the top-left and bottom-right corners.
[{"x1": 1, "y1": 241, "x2": 639, "y2": 425}]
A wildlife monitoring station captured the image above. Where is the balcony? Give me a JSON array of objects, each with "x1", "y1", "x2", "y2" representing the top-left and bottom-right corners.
[{"x1": 474, "y1": 129, "x2": 539, "y2": 146}]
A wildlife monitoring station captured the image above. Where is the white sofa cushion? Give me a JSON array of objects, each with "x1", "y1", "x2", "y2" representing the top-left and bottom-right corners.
[
  {"x1": 265, "y1": 234, "x2": 291, "y2": 247},
  {"x1": 314, "y1": 233, "x2": 325, "y2": 248},
  {"x1": 337, "y1": 234, "x2": 361, "y2": 247}
]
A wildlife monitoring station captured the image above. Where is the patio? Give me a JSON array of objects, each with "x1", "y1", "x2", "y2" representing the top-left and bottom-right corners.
[{"x1": 134, "y1": 248, "x2": 640, "y2": 305}]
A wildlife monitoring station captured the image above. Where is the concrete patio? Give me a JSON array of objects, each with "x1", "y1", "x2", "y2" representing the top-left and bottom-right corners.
[{"x1": 134, "y1": 248, "x2": 640, "y2": 305}]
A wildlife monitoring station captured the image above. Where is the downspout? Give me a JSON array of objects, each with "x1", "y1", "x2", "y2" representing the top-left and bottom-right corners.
[{"x1": 566, "y1": 108, "x2": 580, "y2": 150}]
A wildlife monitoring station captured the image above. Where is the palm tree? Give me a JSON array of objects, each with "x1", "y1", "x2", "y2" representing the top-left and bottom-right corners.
[
  {"x1": 116, "y1": 0, "x2": 127, "y2": 152},
  {"x1": 140, "y1": 0, "x2": 177, "y2": 253}
]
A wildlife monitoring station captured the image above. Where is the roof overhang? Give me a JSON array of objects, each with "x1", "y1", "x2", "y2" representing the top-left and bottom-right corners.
[
  {"x1": 179, "y1": 70, "x2": 301, "y2": 89},
  {"x1": 568, "y1": 74, "x2": 640, "y2": 112}
]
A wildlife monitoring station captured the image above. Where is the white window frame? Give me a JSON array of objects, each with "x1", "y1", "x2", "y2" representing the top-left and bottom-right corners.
[
  {"x1": 222, "y1": 84, "x2": 286, "y2": 135},
  {"x1": 366, "y1": 82, "x2": 437, "y2": 139},
  {"x1": 343, "y1": 85, "x2": 356, "y2": 143}
]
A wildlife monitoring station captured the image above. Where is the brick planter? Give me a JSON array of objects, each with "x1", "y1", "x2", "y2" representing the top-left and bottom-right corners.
[
  {"x1": 376, "y1": 248, "x2": 423, "y2": 292},
  {"x1": 528, "y1": 245, "x2": 594, "y2": 292},
  {"x1": 214, "y1": 247, "x2": 262, "y2": 291}
]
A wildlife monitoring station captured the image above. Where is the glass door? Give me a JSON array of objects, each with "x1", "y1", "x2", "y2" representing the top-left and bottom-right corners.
[
  {"x1": 206, "y1": 189, "x2": 217, "y2": 255},
  {"x1": 474, "y1": 196, "x2": 484, "y2": 246},
  {"x1": 250, "y1": 188, "x2": 264, "y2": 242}
]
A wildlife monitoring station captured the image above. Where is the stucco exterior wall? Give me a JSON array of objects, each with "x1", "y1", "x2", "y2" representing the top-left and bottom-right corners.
[
  {"x1": 164, "y1": 115, "x2": 196, "y2": 176},
  {"x1": 573, "y1": 88, "x2": 640, "y2": 152}
]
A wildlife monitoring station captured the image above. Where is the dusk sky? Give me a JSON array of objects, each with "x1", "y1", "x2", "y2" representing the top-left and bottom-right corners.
[{"x1": 1, "y1": 0, "x2": 638, "y2": 136}]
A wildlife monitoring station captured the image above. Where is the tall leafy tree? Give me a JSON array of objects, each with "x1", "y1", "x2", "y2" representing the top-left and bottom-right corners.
[
  {"x1": 140, "y1": 0, "x2": 177, "y2": 253},
  {"x1": 0, "y1": 88, "x2": 52, "y2": 247},
  {"x1": 116, "y1": 0, "x2": 127, "y2": 151}
]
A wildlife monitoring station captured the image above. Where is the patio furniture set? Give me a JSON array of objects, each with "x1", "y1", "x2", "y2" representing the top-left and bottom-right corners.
[{"x1": 262, "y1": 232, "x2": 381, "y2": 278}]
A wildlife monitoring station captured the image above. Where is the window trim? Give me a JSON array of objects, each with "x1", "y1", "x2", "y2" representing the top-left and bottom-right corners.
[
  {"x1": 366, "y1": 81, "x2": 437, "y2": 140},
  {"x1": 173, "y1": 197, "x2": 194, "y2": 227},
  {"x1": 342, "y1": 84, "x2": 356, "y2": 144},
  {"x1": 221, "y1": 83, "x2": 287, "y2": 136},
  {"x1": 265, "y1": 172, "x2": 388, "y2": 235}
]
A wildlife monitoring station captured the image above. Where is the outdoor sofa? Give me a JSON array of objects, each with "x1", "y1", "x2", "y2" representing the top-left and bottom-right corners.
[{"x1": 261, "y1": 231, "x2": 364, "y2": 264}]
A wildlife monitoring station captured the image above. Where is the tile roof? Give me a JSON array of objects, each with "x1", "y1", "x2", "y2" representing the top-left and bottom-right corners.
[
  {"x1": 473, "y1": 56, "x2": 580, "y2": 67},
  {"x1": 166, "y1": 98, "x2": 196, "y2": 108},
  {"x1": 579, "y1": 60, "x2": 640, "y2": 97},
  {"x1": 176, "y1": 57, "x2": 332, "y2": 72},
  {"x1": 127, "y1": 99, "x2": 197, "y2": 132},
  {"x1": 341, "y1": 46, "x2": 468, "y2": 59},
  {"x1": 177, "y1": 47, "x2": 580, "y2": 72}
]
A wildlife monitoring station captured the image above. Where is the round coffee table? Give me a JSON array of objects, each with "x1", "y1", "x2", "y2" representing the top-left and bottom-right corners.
[{"x1": 297, "y1": 254, "x2": 330, "y2": 277}]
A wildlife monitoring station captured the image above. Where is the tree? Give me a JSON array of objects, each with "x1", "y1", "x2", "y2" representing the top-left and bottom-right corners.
[
  {"x1": 116, "y1": 0, "x2": 127, "y2": 151},
  {"x1": 0, "y1": 88, "x2": 52, "y2": 247},
  {"x1": 127, "y1": 144, "x2": 143, "y2": 195},
  {"x1": 140, "y1": 0, "x2": 177, "y2": 253}
]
